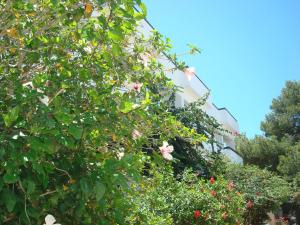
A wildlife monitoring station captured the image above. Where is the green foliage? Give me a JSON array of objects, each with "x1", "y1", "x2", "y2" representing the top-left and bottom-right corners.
[
  {"x1": 236, "y1": 134, "x2": 287, "y2": 171},
  {"x1": 261, "y1": 81, "x2": 300, "y2": 142},
  {"x1": 236, "y1": 81, "x2": 300, "y2": 211},
  {"x1": 169, "y1": 94, "x2": 226, "y2": 176},
  {"x1": 225, "y1": 164, "x2": 292, "y2": 224},
  {"x1": 277, "y1": 142, "x2": 300, "y2": 178},
  {"x1": 187, "y1": 44, "x2": 201, "y2": 55},
  {"x1": 0, "y1": 0, "x2": 203, "y2": 224},
  {"x1": 171, "y1": 94, "x2": 223, "y2": 139},
  {"x1": 127, "y1": 166, "x2": 245, "y2": 225}
]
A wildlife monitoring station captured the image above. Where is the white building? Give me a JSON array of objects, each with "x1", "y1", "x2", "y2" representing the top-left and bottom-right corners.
[{"x1": 139, "y1": 19, "x2": 243, "y2": 164}]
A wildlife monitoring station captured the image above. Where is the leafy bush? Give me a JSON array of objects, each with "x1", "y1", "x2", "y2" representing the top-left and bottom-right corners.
[
  {"x1": 225, "y1": 164, "x2": 292, "y2": 224},
  {"x1": 127, "y1": 166, "x2": 245, "y2": 225},
  {"x1": 0, "y1": 0, "x2": 203, "y2": 224}
]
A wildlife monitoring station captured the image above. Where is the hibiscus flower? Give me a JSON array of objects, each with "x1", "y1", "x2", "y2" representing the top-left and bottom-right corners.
[{"x1": 159, "y1": 141, "x2": 174, "y2": 160}]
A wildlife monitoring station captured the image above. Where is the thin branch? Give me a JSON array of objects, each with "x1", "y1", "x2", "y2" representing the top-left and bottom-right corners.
[
  {"x1": 48, "y1": 88, "x2": 65, "y2": 105},
  {"x1": 18, "y1": 181, "x2": 32, "y2": 225},
  {"x1": 53, "y1": 166, "x2": 72, "y2": 180},
  {"x1": 39, "y1": 190, "x2": 57, "y2": 198}
]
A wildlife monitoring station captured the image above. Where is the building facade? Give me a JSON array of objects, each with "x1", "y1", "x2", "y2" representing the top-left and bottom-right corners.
[{"x1": 139, "y1": 19, "x2": 243, "y2": 164}]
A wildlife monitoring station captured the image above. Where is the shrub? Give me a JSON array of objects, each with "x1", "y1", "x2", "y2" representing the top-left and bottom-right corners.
[
  {"x1": 0, "y1": 0, "x2": 202, "y2": 223},
  {"x1": 225, "y1": 164, "x2": 292, "y2": 224},
  {"x1": 127, "y1": 166, "x2": 245, "y2": 225}
]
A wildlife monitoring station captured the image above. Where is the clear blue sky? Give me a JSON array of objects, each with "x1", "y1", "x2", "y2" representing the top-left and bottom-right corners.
[{"x1": 143, "y1": 0, "x2": 300, "y2": 138}]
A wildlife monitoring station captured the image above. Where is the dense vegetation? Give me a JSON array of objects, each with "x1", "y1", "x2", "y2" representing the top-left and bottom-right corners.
[
  {"x1": 236, "y1": 81, "x2": 300, "y2": 224},
  {"x1": 0, "y1": 0, "x2": 294, "y2": 224}
]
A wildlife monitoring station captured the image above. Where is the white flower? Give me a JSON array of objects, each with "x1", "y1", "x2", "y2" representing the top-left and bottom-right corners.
[
  {"x1": 117, "y1": 152, "x2": 125, "y2": 160},
  {"x1": 22, "y1": 81, "x2": 33, "y2": 88},
  {"x1": 39, "y1": 95, "x2": 49, "y2": 106},
  {"x1": 44, "y1": 214, "x2": 61, "y2": 225},
  {"x1": 83, "y1": 46, "x2": 92, "y2": 54},
  {"x1": 159, "y1": 141, "x2": 174, "y2": 160},
  {"x1": 12, "y1": 135, "x2": 18, "y2": 140},
  {"x1": 22, "y1": 81, "x2": 49, "y2": 106},
  {"x1": 140, "y1": 53, "x2": 151, "y2": 67}
]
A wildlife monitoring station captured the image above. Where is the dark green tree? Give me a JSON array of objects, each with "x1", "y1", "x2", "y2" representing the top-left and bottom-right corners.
[
  {"x1": 236, "y1": 81, "x2": 300, "y2": 223},
  {"x1": 236, "y1": 81, "x2": 300, "y2": 178},
  {"x1": 261, "y1": 81, "x2": 300, "y2": 142},
  {"x1": 236, "y1": 135, "x2": 287, "y2": 171}
]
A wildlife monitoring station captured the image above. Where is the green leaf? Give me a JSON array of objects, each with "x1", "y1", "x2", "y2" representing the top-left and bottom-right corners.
[
  {"x1": 120, "y1": 101, "x2": 134, "y2": 113},
  {"x1": 80, "y1": 178, "x2": 90, "y2": 198},
  {"x1": 95, "y1": 181, "x2": 106, "y2": 201},
  {"x1": 187, "y1": 44, "x2": 201, "y2": 55},
  {"x1": 112, "y1": 44, "x2": 122, "y2": 56},
  {"x1": 0, "y1": 179, "x2": 4, "y2": 191},
  {"x1": 3, "y1": 172, "x2": 19, "y2": 184},
  {"x1": 38, "y1": 36, "x2": 49, "y2": 43},
  {"x1": 3, "y1": 106, "x2": 20, "y2": 127},
  {"x1": 108, "y1": 30, "x2": 123, "y2": 42},
  {"x1": 1, "y1": 189, "x2": 17, "y2": 212},
  {"x1": 139, "y1": 3, "x2": 147, "y2": 17},
  {"x1": 29, "y1": 137, "x2": 55, "y2": 154},
  {"x1": 54, "y1": 109, "x2": 75, "y2": 125},
  {"x1": 68, "y1": 125, "x2": 83, "y2": 140},
  {"x1": 26, "y1": 180, "x2": 36, "y2": 194},
  {"x1": 0, "y1": 148, "x2": 5, "y2": 159}
]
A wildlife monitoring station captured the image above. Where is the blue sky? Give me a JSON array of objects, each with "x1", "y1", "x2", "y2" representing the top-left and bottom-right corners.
[{"x1": 143, "y1": 0, "x2": 300, "y2": 138}]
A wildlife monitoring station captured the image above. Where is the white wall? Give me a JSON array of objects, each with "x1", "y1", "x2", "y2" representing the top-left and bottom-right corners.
[{"x1": 138, "y1": 19, "x2": 242, "y2": 164}]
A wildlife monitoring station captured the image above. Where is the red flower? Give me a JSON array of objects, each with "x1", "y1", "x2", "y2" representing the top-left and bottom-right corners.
[
  {"x1": 194, "y1": 210, "x2": 201, "y2": 219},
  {"x1": 246, "y1": 200, "x2": 254, "y2": 209},
  {"x1": 210, "y1": 190, "x2": 217, "y2": 197},
  {"x1": 210, "y1": 177, "x2": 215, "y2": 184}
]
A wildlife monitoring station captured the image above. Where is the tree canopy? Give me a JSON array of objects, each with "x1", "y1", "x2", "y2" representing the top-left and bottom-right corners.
[
  {"x1": 236, "y1": 81, "x2": 300, "y2": 218},
  {"x1": 261, "y1": 81, "x2": 300, "y2": 142}
]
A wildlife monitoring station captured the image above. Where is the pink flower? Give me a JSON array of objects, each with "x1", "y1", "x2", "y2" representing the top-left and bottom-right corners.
[
  {"x1": 210, "y1": 177, "x2": 215, "y2": 184},
  {"x1": 233, "y1": 131, "x2": 240, "y2": 136},
  {"x1": 183, "y1": 67, "x2": 196, "y2": 81},
  {"x1": 132, "y1": 129, "x2": 142, "y2": 140},
  {"x1": 127, "y1": 82, "x2": 143, "y2": 92},
  {"x1": 159, "y1": 141, "x2": 174, "y2": 160}
]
